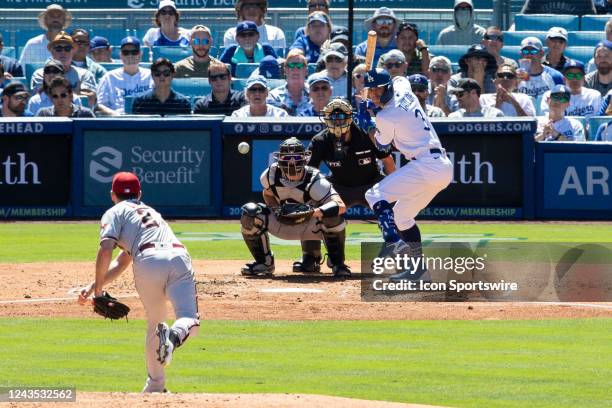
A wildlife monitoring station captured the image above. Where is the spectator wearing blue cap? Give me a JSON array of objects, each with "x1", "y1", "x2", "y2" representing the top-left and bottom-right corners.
[
  {"x1": 232, "y1": 75, "x2": 288, "y2": 117},
  {"x1": 480, "y1": 64, "x2": 535, "y2": 117},
  {"x1": 71, "y1": 29, "x2": 107, "y2": 82},
  {"x1": 299, "y1": 74, "x2": 333, "y2": 116},
  {"x1": 193, "y1": 61, "x2": 246, "y2": 115},
  {"x1": 267, "y1": 49, "x2": 310, "y2": 115},
  {"x1": 354, "y1": 8, "x2": 399, "y2": 66},
  {"x1": 89, "y1": 36, "x2": 114, "y2": 63},
  {"x1": 535, "y1": 85, "x2": 585, "y2": 141},
  {"x1": 516, "y1": 36, "x2": 564, "y2": 99},
  {"x1": 96, "y1": 36, "x2": 154, "y2": 115},
  {"x1": 409, "y1": 74, "x2": 445, "y2": 117},
  {"x1": 290, "y1": 11, "x2": 332, "y2": 64},
  {"x1": 585, "y1": 41, "x2": 612, "y2": 96},
  {"x1": 294, "y1": 0, "x2": 330, "y2": 42},
  {"x1": 175, "y1": 25, "x2": 221, "y2": 78},
  {"x1": 132, "y1": 58, "x2": 191, "y2": 116},
  {"x1": 142, "y1": 0, "x2": 190, "y2": 47},
  {"x1": 540, "y1": 60, "x2": 601, "y2": 119},
  {"x1": 543, "y1": 27, "x2": 570, "y2": 73},
  {"x1": 224, "y1": 0, "x2": 285, "y2": 49},
  {"x1": 247, "y1": 55, "x2": 282, "y2": 80},
  {"x1": 220, "y1": 21, "x2": 278, "y2": 77}
]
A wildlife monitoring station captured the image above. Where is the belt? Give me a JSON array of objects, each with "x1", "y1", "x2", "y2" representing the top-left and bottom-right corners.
[
  {"x1": 408, "y1": 148, "x2": 444, "y2": 162},
  {"x1": 138, "y1": 242, "x2": 185, "y2": 253}
]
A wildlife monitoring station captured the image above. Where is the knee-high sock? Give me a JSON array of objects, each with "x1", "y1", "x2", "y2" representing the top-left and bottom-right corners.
[
  {"x1": 398, "y1": 224, "x2": 423, "y2": 258},
  {"x1": 372, "y1": 200, "x2": 400, "y2": 243}
]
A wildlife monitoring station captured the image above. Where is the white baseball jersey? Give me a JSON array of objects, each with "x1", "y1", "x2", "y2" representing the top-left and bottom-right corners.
[
  {"x1": 536, "y1": 115, "x2": 586, "y2": 141},
  {"x1": 374, "y1": 76, "x2": 443, "y2": 160},
  {"x1": 223, "y1": 23, "x2": 286, "y2": 49},
  {"x1": 97, "y1": 67, "x2": 154, "y2": 113},
  {"x1": 18, "y1": 34, "x2": 50, "y2": 64},
  {"x1": 539, "y1": 88, "x2": 602, "y2": 119},
  {"x1": 480, "y1": 92, "x2": 536, "y2": 117},
  {"x1": 231, "y1": 104, "x2": 288, "y2": 118},
  {"x1": 517, "y1": 66, "x2": 564, "y2": 98}
]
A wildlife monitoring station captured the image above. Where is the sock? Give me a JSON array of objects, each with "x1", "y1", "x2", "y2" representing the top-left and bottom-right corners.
[
  {"x1": 398, "y1": 224, "x2": 424, "y2": 261},
  {"x1": 372, "y1": 200, "x2": 400, "y2": 243}
]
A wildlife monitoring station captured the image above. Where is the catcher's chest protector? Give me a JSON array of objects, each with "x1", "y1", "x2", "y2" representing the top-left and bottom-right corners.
[{"x1": 268, "y1": 166, "x2": 319, "y2": 204}]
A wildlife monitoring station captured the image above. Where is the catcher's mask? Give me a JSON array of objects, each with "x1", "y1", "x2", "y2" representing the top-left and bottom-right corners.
[
  {"x1": 273, "y1": 137, "x2": 311, "y2": 180},
  {"x1": 322, "y1": 98, "x2": 353, "y2": 138}
]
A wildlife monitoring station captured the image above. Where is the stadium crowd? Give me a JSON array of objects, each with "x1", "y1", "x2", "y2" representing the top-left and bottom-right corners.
[{"x1": 1, "y1": 0, "x2": 612, "y2": 141}]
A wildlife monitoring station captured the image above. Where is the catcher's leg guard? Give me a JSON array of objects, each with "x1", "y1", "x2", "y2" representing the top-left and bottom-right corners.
[
  {"x1": 240, "y1": 202, "x2": 274, "y2": 276},
  {"x1": 293, "y1": 240, "x2": 322, "y2": 273},
  {"x1": 321, "y1": 217, "x2": 350, "y2": 277}
]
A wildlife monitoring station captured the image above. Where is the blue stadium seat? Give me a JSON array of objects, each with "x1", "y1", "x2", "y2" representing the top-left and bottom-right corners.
[
  {"x1": 502, "y1": 31, "x2": 547, "y2": 47},
  {"x1": 515, "y1": 14, "x2": 579, "y2": 31},
  {"x1": 152, "y1": 46, "x2": 192, "y2": 63},
  {"x1": 1, "y1": 47, "x2": 16, "y2": 59},
  {"x1": 565, "y1": 46, "x2": 595, "y2": 64},
  {"x1": 428, "y1": 45, "x2": 468, "y2": 64},
  {"x1": 568, "y1": 31, "x2": 605, "y2": 47},
  {"x1": 587, "y1": 116, "x2": 610, "y2": 141},
  {"x1": 500, "y1": 46, "x2": 521, "y2": 61},
  {"x1": 172, "y1": 78, "x2": 211, "y2": 98},
  {"x1": 89, "y1": 28, "x2": 133, "y2": 47},
  {"x1": 14, "y1": 29, "x2": 44, "y2": 47},
  {"x1": 580, "y1": 15, "x2": 610, "y2": 31},
  {"x1": 273, "y1": 47, "x2": 286, "y2": 58},
  {"x1": 235, "y1": 63, "x2": 259, "y2": 79},
  {"x1": 24, "y1": 63, "x2": 44, "y2": 85}
]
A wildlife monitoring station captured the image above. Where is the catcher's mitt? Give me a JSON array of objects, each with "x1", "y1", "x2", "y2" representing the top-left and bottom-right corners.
[
  {"x1": 275, "y1": 202, "x2": 315, "y2": 225},
  {"x1": 93, "y1": 291, "x2": 130, "y2": 321}
]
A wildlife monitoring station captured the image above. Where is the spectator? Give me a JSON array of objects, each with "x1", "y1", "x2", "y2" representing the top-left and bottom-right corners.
[
  {"x1": 19, "y1": 5, "x2": 71, "y2": 64},
  {"x1": 543, "y1": 27, "x2": 570, "y2": 72},
  {"x1": 449, "y1": 44, "x2": 497, "y2": 94},
  {"x1": 540, "y1": 60, "x2": 601, "y2": 118},
  {"x1": 481, "y1": 26, "x2": 517, "y2": 69},
  {"x1": 232, "y1": 75, "x2": 288, "y2": 117},
  {"x1": 355, "y1": 8, "x2": 400, "y2": 65},
  {"x1": 329, "y1": 26, "x2": 350, "y2": 51},
  {"x1": 351, "y1": 62, "x2": 368, "y2": 106},
  {"x1": 0, "y1": 64, "x2": 9, "y2": 90},
  {"x1": 299, "y1": 73, "x2": 333, "y2": 116},
  {"x1": 587, "y1": 19, "x2": 612, "y2": 73},
  {"x1": 71, "y1": 29, "x2": 107, "y2": 82},
  {"x1": 132, "y1": 58, "x2": 191, "y2": 116},
  {"x1": 521, "y1": 0, "x2": 595, "y2": 15},
  {"x1": 267, "y1": 49, "x2": 310, "y2": 115},
  {"x1": 142, "y1": 0, "x2": 190, "y2": 47},
  {"x1": 409, "y1": 74, "x2": 445, "y2": 117},
  {"x1": 535, "y1": 85, "x2": 585, "y2": 141},
  {"x1": 255, "y1": 55, "x2": 282, "y2": 79},
  {"x1": 31, "y1": 32, "x2": 97, "y2": 103},
  {"x1": 321, "y1": 43, "x2": 348, "y2": 99},
  {"x1": 448, "y1": 78, "x2": 504, "y2": 118},
  {"x1": 0, "y1": 82, "x2": 30, "y2": 117},
  {"x1": 36, "y1": 77, "x2": 95, "y2": 118},
  {"x1": 595, "y1": 0, "x2": 612, "y2": 14},
  {"x1": 96, "y1": 36, "x2": 153, "y2": 115},
  {"x1": 175, "y1": 25, "x2": 221, "y2": 78},
  {"x1": 436, "y1": 0, "x2": 485, "y2": 46},
  {"x1": 224, "y1": 0, "x2": 286, "y2": 49},
  {"x1": 593, "y1": 119, "x2": 612, "y2": 141},
  {"x1": 193, "y1": 62, "x2": 245, "y2": 115},
  {"x1": 516, "y1": 37, "x2": 564, "y2": 99},
  {"x1": 480, "y1": 64, "x2": 535, "y2": 117},
  {"x1": 427, "y1": 56, "x2": 458, "y2": 115},
  {"x1": 294, "y1": 0, "x2": 330, "y2": 41},
  {"x1": 598, "y1": 88, "x2": 612, "y2": 114},
  {"x1": 220, "y1": 21, "x2": 277, "y2": 77},
  {"x1": 0, "y1": 33, "x2": 24, "y2": 77},
  {"x1": 393, "y1": 22, "x2": 430, "y2": 76},
  {"x1": 89, "y1": 36, "x2": 114, "y2": 63},
  {"x1": 585, "y1": 41, "x2": 612, "y2": 96},
  {"x1": 27, "y1": 59, "x2": 82, "y2": 115},
  {"x1": 378, "y1": 50, "x2": 407, "y2": 78},
  {"x1": 290, "y1": 11, "x2": 332, "y2": 64}
]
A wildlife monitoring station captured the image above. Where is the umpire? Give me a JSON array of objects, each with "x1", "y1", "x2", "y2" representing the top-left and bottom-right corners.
[{"x1": 293, "y1": 98, "x2": 396, "y2": 273}]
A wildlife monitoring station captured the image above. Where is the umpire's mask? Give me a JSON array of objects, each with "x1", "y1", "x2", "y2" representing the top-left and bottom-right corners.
[
  {"x1": 274, "y1": 137, "x2": 311, "y2": 180},
  {"x1": 322, "y1": 98, "x2": 353, "y2": 138}
]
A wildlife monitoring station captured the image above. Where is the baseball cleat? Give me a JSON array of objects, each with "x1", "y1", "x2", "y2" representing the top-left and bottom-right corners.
[
  {"x1": 156, "y1": 322, "x2": 174, "y2": 367},
  {"x1": 292, "y1": 255, "x2": 321, "y2": 273},
  {"x1": 241, "y1": 261, "x2": 275, "y2": 276},
  {"x1": 332, "y1": 264, "x2": 352, "y2": 278}
]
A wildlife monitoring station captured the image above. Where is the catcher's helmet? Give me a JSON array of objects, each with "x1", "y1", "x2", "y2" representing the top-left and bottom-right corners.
[
  {"x1": 363, "y1": 68, "x2": 391, "y2": 89},
  {"x1": 273, "y1": 137, "x2": 311, "y2": 179},
  {"x1": 322, "y1": 98, "x2": 353, "y2": 138}
]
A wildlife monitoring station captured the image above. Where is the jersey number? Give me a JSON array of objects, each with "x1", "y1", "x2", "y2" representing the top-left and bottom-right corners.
[
  {"x1": 136, "y1": 208, "x2": 160, "y2": 229},
  {"x1": 415, "y1": 108, "x2": 431, "y2": 131}
]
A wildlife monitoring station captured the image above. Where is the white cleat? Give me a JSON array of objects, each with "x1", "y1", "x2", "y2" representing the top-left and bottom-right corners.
[{"x1": 156, "y1": 322, "x2": 174, "y2": 367}]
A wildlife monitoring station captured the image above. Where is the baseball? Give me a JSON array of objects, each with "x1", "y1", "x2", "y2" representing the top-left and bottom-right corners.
[{"x1": 238, "y1": 142, "x2": 250, "y2": 154}]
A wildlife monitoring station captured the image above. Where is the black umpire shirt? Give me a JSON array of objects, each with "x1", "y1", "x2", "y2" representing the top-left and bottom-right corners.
[
  {"x1": 193, "y1": 89, "x2": 246, "y2": 115},
  {"x1": 132, "y1": 89, "x2": 191, "y2": 116},
  {"x1": 308, "y1": 123, "x2": 390, "y2": 187}
]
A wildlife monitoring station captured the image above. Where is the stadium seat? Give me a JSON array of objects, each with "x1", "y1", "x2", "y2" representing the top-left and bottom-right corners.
[
  {"x1": 273, "y1": 47, "x2": 286, "y2": 58},
  {"x1": 500, "y1": 46, "x2": 521, "y2": 61},
  {"x1": 235, "y1": 63, "x2": 259, "y2": 78},
  {"x1": 565, "y1": 46, "x2": 595, "y2": 64},
  {"x1": 580, "y1": 15, "x2": 610, "y2": 31},
  {"x1": 502, "y1": 31, "x2": 547, "y2": 47},
  {"x1": 587, "y1": 116, "x2": 610, "y2": 141},
  {"x1": 428, "y1": 45, "x2": 468, "y2": 64},
  {"x1": 308, "y1": 63, "x2": 317, "y2": 76},
  {"x1": 568, "y1": 31, "x2": 605, "y2": 47},
  {"x1": 172, "y1": 78, "x2": 211, "y2": 98},
  {"x1": 14, "y1": 29, "x2": 44, "y2": 47},
  {"x1": 1, "y1": 46, "x2": 16, "y2": 58},
  {"x1": 514, "y1": 14, "x2": 579, "y2": 31},
  {"x1": 152, "y1": 46, "x2": 192, "y2": 63},
  {"x1": 24, "y1": 63, "x2": 44, "y2": 85}
]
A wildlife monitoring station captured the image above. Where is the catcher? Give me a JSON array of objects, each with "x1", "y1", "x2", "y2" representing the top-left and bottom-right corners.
[
  {"x1": 77, "y1": 171, "x2": 200, "y2": 393},
  {"x1": 240, "y1": 137, "x2": 351, "y2": 278}
]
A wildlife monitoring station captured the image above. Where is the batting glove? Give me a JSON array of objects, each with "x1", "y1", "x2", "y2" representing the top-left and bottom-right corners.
[{"x1": 355, "y1": 100, "x2": 376, "y2": 133}]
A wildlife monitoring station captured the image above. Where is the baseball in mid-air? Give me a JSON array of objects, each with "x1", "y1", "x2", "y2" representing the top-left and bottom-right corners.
[{"x1": 238, "y1": 142, "x2": 250, "y2": 154}]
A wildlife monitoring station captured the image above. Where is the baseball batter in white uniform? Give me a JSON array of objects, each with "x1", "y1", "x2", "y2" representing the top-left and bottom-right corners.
[
  {"x1": 359, "y1": 68, "x2": 453, "y2": 282},
  {"x1": 78, "y1": 171, "x2": 200, "y2": 393}
]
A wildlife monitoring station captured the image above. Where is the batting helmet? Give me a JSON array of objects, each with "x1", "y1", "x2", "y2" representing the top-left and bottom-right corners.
[
  {"x1": 322, "y1": 98, "x2": 353, "y2": 138},
  {"x1": 363, "y1": 68, "x2": 391, "y2": 89},
  {"x1": 273, "y1": 137, "x2": 311, "y2": 180}
]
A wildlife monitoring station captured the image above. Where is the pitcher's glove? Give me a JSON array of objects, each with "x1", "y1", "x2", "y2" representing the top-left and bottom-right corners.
[
  {"x1": 275, "y1": 203, "x2": 315, "y2": 225},
  {"x1": 93, "y1": 291, "x2": 130, "y2": 321}
]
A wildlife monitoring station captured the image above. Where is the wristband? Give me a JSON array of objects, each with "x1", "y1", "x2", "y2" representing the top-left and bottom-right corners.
[{"x1": 319, "y1": 201, "x2": 340, "y2": 218}]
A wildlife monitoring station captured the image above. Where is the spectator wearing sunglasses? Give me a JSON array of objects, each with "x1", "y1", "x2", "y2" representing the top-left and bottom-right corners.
[
  {"x1": 70, "y1": 29, "x2": 107, "y2": 83},
  {"x1": 394, "y1": 22, "x2": 430, "y2": 76},
  {"x1": 585, "y1": 41, "x2": 612, "y2": 96},
  {"x1": 516, "y1": 37, "x2": 564, "y2": 99},
  {"x1": 409, "y1": 74, "x2": 445, "y2": 117},
  {"x1": 20, "y1": 5, "x2": 71, "y2": 65},
  {"x1": 321, "y1": 43, "x2": 349, "y2": 99},
  {"x1": 448, "y1": 78, "x2": 504, "y2": 118},
  {"x1": 142, "y1": 0, "x2": 190, "y2": 47},
  {"x1": 267, "y1": 49, "x2": 310, "y2": 115},
  {"x1": 232, "y1": 75, "x2": 288, "y2": 117},
  {"x1": 543, "y1": 27, "x2": 570, "y2": 73},
  {"x1": 436, "y1": 0, "x2": 486, "y2": 46},
  {"x1": 36, "y1": 77, "x2": 95, "y2": 118},
  {"x1": 132, "y1": 58, "x2": 191, "y2": 116},
  {"x1": 427, "y1": 56, "x2": 459, "y2": 115},
  {"x1": 221, "y1": 21, "x2": 278, "y2": 77},
  {"x1": 481, "y1": 26, "x2": 517, "y2": 70},
  {"x1": 175, "y1": 25, "x2": 221, "y2": 78},
  {"x1": 480, "y1": 64, "x2": 535, "y2": 117},
  {"x1": 377, "y1": 50, "x2": 407, "y2": 78},
  {"x1": 449, "y1": 44, "x2": 497, "y2": 95},
  {"x1": 355, "y1": 8, "x2": 400, "y2": 66},
  {"x1": 535, "y1": 85, "x2": 585, "y2": 141},
  {"x1": 294, "y1": 0, "x2": 330, "y2": 42},
  {"x1": 0, "y1": 82, "x2": 31, "y2": 117},
  {"x1": 224, "y1": 0, "x2": 286, "y2": 49},
  {"x1": 290, "y1": 11, "x2": 333, "y2": 64},
  {"x1": 96, "y1": 36, "x2": 154, "y2": 115},
  {"x1": 27, "y1": 59, "x2": 83, "y2": 116},
  {"x1": 540, "y1": 60, "x2": 601, "y2": 119},
  {"x1": 194, "y1": 62, "x2": 246, "y2": 115},
  {"x1": 298, "y1": 73, "x2": 333, "y2": 117}
]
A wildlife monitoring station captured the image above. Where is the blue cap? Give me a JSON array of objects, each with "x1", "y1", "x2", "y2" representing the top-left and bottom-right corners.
[
  {"x1": 246, "y1": 75, "x2": 267, "y2": 89},
  {"x1": 408, "y1": 74, "x2": 429, "y2": 87},
  {"x1": 563, "y1": 59, "x2": 585, "y2": 73},
  {"x1": 120, "y1": 36, "x2": 141, "y2": 49},
  {"x1": 236, "y1": 20, "x2": 258, "y2": 35},
  {"x1": 550, "y1": 84, "x2": 571, "y2": 97},
  {"x1": 259, "y1": 55, "x2": 280, "y2": 79},
  {"x1": 307, "y1": 73, "x2": 331, "y2": 87},
  {"x1": 90, "y1": 36, "x2": 110, "y2": 50},
  {"x1": 363, "y1": 68, "x2": 391, "y2": 89}
]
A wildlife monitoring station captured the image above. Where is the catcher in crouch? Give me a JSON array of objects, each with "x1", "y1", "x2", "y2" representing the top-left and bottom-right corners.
[{"x1": 240, "y1": 137, "x2": 351, "y2": 278}]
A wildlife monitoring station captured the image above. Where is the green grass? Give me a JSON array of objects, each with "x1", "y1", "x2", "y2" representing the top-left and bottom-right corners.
[
  {"x1": 0, "y1": 318, "x2": 610, "y2": 408},
  {"x1": 1, "y1": 222, "x2": 611, "y2": 263}
]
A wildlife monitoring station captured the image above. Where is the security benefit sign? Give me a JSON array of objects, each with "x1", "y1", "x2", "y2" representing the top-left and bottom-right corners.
[
  {"x1": 83, "y1": 130, "x2": 211, "y2": 208},
  {"x1": 0, "y1": 129, "x2": 71, "y2": 218}
]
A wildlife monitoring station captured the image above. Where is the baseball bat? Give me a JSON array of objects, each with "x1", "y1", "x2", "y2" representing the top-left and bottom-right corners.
[{"x1": 362, "y1": 31, "x2": 377, "y2": 101}]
